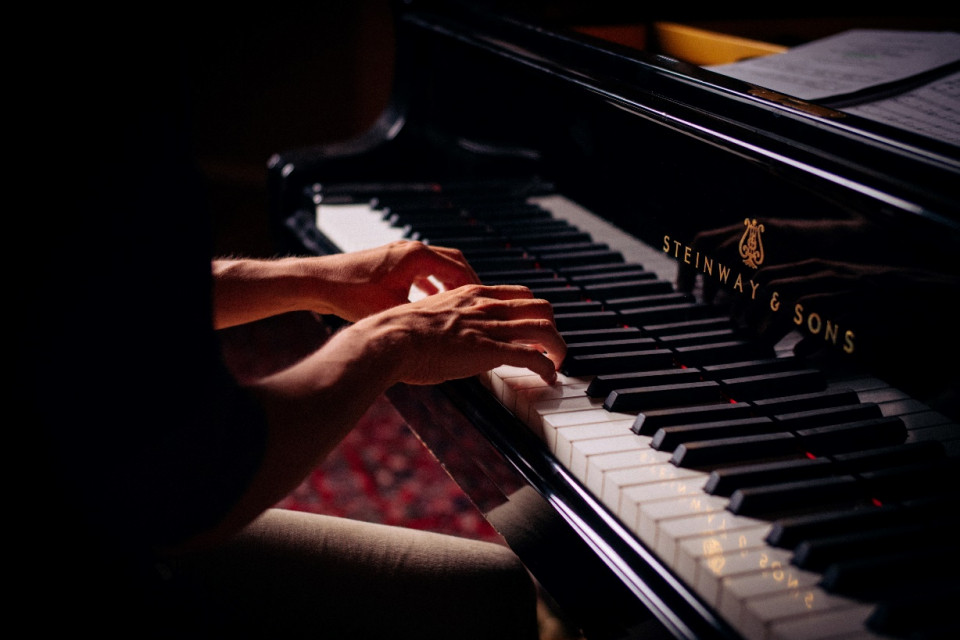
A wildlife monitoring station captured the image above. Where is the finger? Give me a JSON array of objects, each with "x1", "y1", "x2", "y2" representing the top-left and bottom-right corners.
[
  {"x1": 422, "y1": 245, "x2": 482, "y2": 287},
  {"x1": 412, "y1": 275, "x2": 441, "y2": 297},
  {"x1": 497, "y1": 342, "x2": 561, "y2": 384},
  {"x1": 468, "y1": 284, "x2": 536, "y2": 301},
  {"x1": 488, "y1": 318, "x2": 567, "y2": 369}
]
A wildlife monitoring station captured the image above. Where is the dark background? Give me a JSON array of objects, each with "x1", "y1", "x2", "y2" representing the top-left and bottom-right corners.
[
  {"x1": 186, "y1": 2, "x2": 396, "y2": 258},
  {"x1": 188, "y1": 2, "x2": 956, "y2": 258}
]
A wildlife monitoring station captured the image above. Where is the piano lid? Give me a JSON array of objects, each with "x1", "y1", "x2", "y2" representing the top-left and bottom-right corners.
[{"x1": 271, "y1": 0, "x2": 960, "y2": 420}]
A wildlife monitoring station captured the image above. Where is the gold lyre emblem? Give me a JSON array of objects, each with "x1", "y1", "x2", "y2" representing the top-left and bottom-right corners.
[{"x1": 739, "y1": 218, "x2": 765, "y2": 269}]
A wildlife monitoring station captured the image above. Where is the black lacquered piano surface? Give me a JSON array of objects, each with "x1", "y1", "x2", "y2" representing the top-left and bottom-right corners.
[{"x1": 268, "y1": 3, "x2": 960, "y2": 639}]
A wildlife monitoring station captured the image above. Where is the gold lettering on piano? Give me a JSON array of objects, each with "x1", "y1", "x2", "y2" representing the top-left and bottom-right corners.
[
  {"x1": 793, "y1": 304, "x2": 857, "y2": 354},
  {"x1": 663, "y1": 233, "x2": 858, "y2": 356},
  {"x1": 739, "y1": 218, "x2": 765, "y2": 268}
]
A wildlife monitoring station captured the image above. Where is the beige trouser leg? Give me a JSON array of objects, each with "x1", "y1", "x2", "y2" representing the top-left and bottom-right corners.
[{"x1": 164, "y1": 508, "x2": 539, "y2": 639}]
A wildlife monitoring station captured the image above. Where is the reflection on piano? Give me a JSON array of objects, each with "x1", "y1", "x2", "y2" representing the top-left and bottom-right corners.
[{"x1": 267, "y1": 2, "x2": 960, "y2": 639}]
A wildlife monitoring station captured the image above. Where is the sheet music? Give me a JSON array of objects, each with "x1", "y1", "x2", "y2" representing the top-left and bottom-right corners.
[
  {"x1": 844, "y1": 70, "x2": 960, "y2": 147},
  {"x1": 708, "y1": 29, "x2": 960, "y2": 146}
]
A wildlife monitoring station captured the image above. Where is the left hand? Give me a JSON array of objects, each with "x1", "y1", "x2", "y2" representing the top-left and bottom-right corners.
[{"x1": 308, "y1": 240, "x2": 481, "y2": 321}]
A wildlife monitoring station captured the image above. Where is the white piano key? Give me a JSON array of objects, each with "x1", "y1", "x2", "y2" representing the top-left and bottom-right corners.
[
  {"x1": 741, "y1": 588, "x2": 871, "y2": 640},
  {"x1": 315, "y1": 202, "x2": 406, "y2": 252},
  {"x1": 542, "y1": 407, "x2": 635, "y2": 430},
  {"x1": 567, "y1": 433, "x2": 654, "y2": 479},
  {"x1": 584, "y1": 446, "x2": 671, "y2": 497},
  {"x1": 637, "y1": 493, "x2": 730, "y2": 555},
  {"x1": 554, "y1": 419, "x2": 635, "y2": 466},
  {"x1": 535, "y1": 396, "x2": 610, "y2": 448},
  {"x1": 695, "y1": 547, "x2": 796, "y2": 609},
  {"x1": 501, "y1": 372, "x2": 584, "y2": 411},
  {"x1": 489, "y1": 364, "x2": 544, "y2": 400},
  {"x1": 616, "y1": 477, "x2": 709, "y2": 536},
  {"x1": 516, "y1": 381, "x2": 590, "y2": 431},
  {"x1": 499, "y1": 373, "x2": 547, "y2": 413},
  {"x1": 769, "y1": 606, "x2": 880, "y2": 640},
  {"x1": 671, "y1": 522, "x2": 771, "y2": 588},
  {"x1": 604, "y1": 464, "x2": 703, "y2": 521},
  {"x1": 718, "y1": 568, "x2": 822, "y2": 634}
]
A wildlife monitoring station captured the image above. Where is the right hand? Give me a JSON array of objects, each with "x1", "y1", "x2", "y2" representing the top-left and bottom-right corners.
[{"x1": 351, "y1": 283, "x2": 567, "y2": 385}]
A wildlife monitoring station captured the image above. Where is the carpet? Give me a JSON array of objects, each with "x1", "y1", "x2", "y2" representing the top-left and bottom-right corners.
[
  {"x1": 218, "y1": 311, "x2": 499, "y2": 542},
  {"x1": 275, "y1": 392, "x2": 501, "y2": 543}
]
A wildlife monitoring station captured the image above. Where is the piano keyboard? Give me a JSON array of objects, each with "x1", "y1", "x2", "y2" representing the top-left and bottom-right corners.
[{"x1": 313, "y1": 180, "x2": 960, "y2": 640}]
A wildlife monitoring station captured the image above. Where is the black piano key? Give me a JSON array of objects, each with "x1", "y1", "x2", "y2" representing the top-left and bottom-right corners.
[
  {"x1": 640, "y1": 317, "x2": 734, "y2": 336},
  {"x1": 467, "y1": 255, "x2": 539, "y2": 271},
  {"x1": 709, "y1": 441, "x2": 947, "y2": 500},
  {"x1": 553, "y1": 310, "x2": 620, "y2": 332},
  {"x1": 581, "y1": 279, "x2": 675, "y2": 301},
  {"x1": 766, "y1": 495, "x2": 950, "y2": 549},
  {"x1": 651, "y1": 416, "x2": 779, "y2": 452},
  {"x1": 632, "y1": 402, "x2": 754, "y2": 435},
  {"x1": 551, "y1": 300, "x2": 604, "y2": 314},
  {"x1": 796, "y1": 417, "x2": 907, "y2": 456},
  {"x1": 561, "y1": 349, "x2": 675, "y2": 376},
  {"x1": 508, "y1": 230, "x2": 592, "y2": 245},
  {"x1": 586, "y1": 367, "x2": 703, "y2": 398},
  {"x1": 819, "y1": 545, "x2": 957, "y2": 600},
  {"x1": 564, "y1": 337, "x2": 659, "y2": 358},
  {"x1": 461, "y1": 246, "x2": 527, "y2": 260},
  {"x1": 673, "y1": 340, "x2": 775, "y2": 367},
  {"x1": 751, "y1": 388, "x2": 862, "y2": 416},
  {"x1": 867, "y1": 580, "x2": 960, "y2": 638},
  {"x1": 701, "y1": 357, "x2": 805, "y2": 379},
  {"x1": 560, "y1": 327, "x2": 642, "y2": 343},
  {"x1": 468, "y1": 205, "x2": 554, "y2": 220},
  {"x1": 603, "y1": 292, "x2": 695, "y2": 310},
  {"x1": 703, "y1": 456, "x2": 833, "y2": 496},
  {"x1": 772, "y1": 403, "x2": 883, "y2": 431},
  {"x1": 476, "y1": 268, "x2": 559, "y2": 282},
  {"x1": 603, "y1": 380, "x2": 724, "y2": 413},
  {"x1": 526, "y1": 241, "x2": 608, "y2": 254},
  {"x1": 383, "y1": 209, "x2": 469, "y2": 225},
  {"x1": 719, "y1": 369, "x2": 827, "y2": 401},
  {"x1": 670, "y1": 431, "x2": 801, "y2": 468},
  {"x1": 436, "y1": 236, "x2": 511, "y2": 252},
  {"x1": 617, "y1": 302, "x2": 718, "y2": 326},
  {"x1": 490, "y1": 276, "x2": 565, "y2": 287},
  {"x1": 560, "y1": 263, "x2": 646, "y2": 276},
  {"x1": 489, "y1": 219, "x2": 573, "y2": 233},
  {"x1": 654, "y1": 328, "x2": 740, "y2": 348},
  {"x1": 406, "y1": 221, "x2": 490, "y2": 238},
  {"x1": 528, "y1": 286, "x2": 585, "y2": 303},
  {"x1": 567, "y1": 269, "x2": 656, "y2": 285},
  {"x1": 831, "y1": 440, "x2": 946, "y2": 475},
  {"x1": 727, "y1": 475, "x2": 863, "y2": 517},
  {"x1": 859, "y1": 459, "x2": 960, "y2": 503},
  {"x1": 793, "y1": 521, "x2": 948, "y2": 572},
  {"x1": 537, "y1": 248, "x2": 625, "y2": 269}
]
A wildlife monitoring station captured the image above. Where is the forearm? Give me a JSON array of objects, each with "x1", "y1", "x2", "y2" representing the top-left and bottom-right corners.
[
  {"x1": 211, "y1": 257, "x2": 331, "y2": 329},
  {"x1": 174, "y1": 319, "x2": 402, "y2": 550}
]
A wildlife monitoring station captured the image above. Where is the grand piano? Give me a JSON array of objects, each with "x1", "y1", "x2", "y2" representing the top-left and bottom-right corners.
[{"x1": 266, "y1": 2, "x2": 960, "y2": 638}]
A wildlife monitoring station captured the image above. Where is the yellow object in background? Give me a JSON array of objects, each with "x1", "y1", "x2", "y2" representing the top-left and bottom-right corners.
[{"x1": 653, "y1": 22, "x2": 787, "y2": 65}]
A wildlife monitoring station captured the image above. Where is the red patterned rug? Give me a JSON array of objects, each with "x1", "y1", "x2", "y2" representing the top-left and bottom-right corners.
[
  {"x1": 218, "y1": 311, "x2": 500, "y2": 543},
  {"x1": 276, "y1": 393, "x2": 501, "y2": 542}
]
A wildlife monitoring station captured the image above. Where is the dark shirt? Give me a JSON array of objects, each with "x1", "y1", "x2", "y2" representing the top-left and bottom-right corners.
[{"x1": 19, "y1": 15, "x2": 266, "y2": 635}]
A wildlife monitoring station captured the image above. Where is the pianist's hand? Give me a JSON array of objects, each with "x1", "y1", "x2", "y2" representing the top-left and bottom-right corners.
[
  {"x1": 346, "y1": 283, "x2": 567, "y2": 385},
  {"x1": 313, "y1": 240, "x2": 482, "y2": 321},
  {"x1": 212, "y1": 241, "x2": 481, "y2": 329}
]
